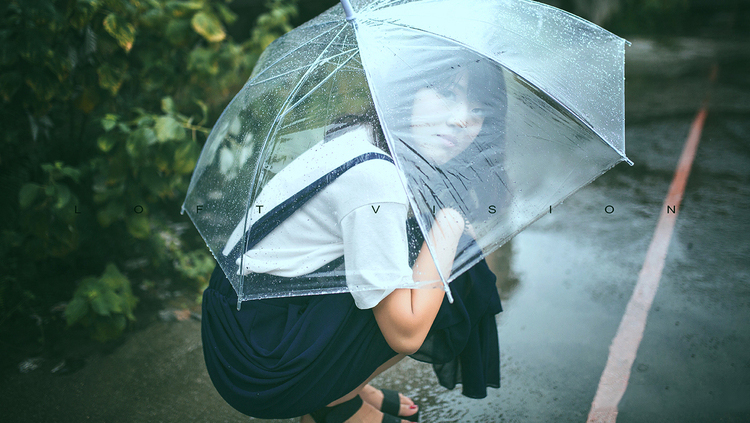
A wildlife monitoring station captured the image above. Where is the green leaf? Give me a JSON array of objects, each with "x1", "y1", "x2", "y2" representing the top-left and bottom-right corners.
[
  {"x1": 59, "y1": 166, "x2": 81, "y2": 182},
  {"x1": 215, "y1": 3, "x2": 238, "y2": 25},
  {"x1": 101, "y1": 263, "x2": 128, "y2": 290},
  {"x1": 101, "y1": 114, "x2": 119, "y2": 132},
  {"x1": 139, "y1": 126, "x2": 159, "y2": 146},
  {"x1": 69, "y1": 0, "x2": 102, "y2": 30},
  {"x1": 64, "y1": 296, "x2": 90, "y2": 326},
  {"x1": 103, "y1": 290, "x2": 122, "y2": 313},
  {"x1": 103, "y1": 13, "x2": 136, "y2": 52},
  {"x1": 165, "y1": 18, "x2": 193, "y2": 46},
  {"x1": 187, "y1": 47, "x2": 218, "y2": 75},
  {"x1": 154, "y1": 116, "x2": 184, "y2": 142},
  {"x1": 191, "y1": 11, "x2": 225, "y2": 42},
  {"x1": 166, "y1": 1, "x2": 204, "y2": 16},
  {"x1": 126, "y1": 292, "x2": 138, "y2": 311},
  {"x1": 140, "y1": 7, "x2": 165, "y2": 28},
  {"x1": 126, "y1": 133, "x2": 144, "y2": 158},
  {"x1": 161, "y1": 96, "x2": 175, "y2": 114},
  {"x1": 134, "y1": 112, "x2": 154, "y2": 127},
  {"x1": 97, "y1": 134, "x2": 117, "y2": 152},
  {"x1": 126, "y1": 213, "x2": 151, "y2": 239},
  {"x1": 19, "y1": 183, "x2": 41, "y2": 208},
  {"x1": 91, "y1": 293, "x2": 110, "y2": 316},
  {"x1": 55, "y1": 184, "x2": 72, "y2": 209},
  {"x1": 126, "y1": 127, "x2": 157, "y2": 157},
  {"x1": 97, "y1": 63, "x2": 127, "y2": 95},
  {"x1": 174, "y1": 140, "x2": 199, "y2": 174}
]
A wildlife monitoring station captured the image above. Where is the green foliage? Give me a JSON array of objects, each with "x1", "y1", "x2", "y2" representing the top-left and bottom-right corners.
[
  {"x1": 251, "y1": 0, "x2": 299, "y2": 51},
  {"x1": 18, "y1": 162, "x2": 82, "y2": 258},
  {"x1": 604, "y1": 0, "x2": 691, "y2": 35},
  {"x1": 155, "y1": 225, "x2": 216, "y2": 289},
  {"x1": 65, "y1": 263, "x2": 138, "y2": 342},
  {"x1": 90, "y1": 104, "x2": 203, "y2": 238},
  {"x1": 1, "y1": 0, "x2": 299, "y2": 342}
]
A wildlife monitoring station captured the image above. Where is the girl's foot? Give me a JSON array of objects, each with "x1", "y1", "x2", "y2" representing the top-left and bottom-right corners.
[
  {"x1": 302, "y1": 396, "x2": 409, "y2": 423},
  {"x1": 359, "y1": 384, "x2": 419, "y2": 421}
]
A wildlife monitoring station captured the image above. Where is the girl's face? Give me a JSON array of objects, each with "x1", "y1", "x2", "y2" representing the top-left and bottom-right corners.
[{"x1": 410, "y1": 72, "x2": 485, "y2": 165}]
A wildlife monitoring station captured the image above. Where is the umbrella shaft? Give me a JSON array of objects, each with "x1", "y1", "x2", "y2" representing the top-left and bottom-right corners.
[{"x1": 339, "y1": 0, "x2": 356, "y2": 22}]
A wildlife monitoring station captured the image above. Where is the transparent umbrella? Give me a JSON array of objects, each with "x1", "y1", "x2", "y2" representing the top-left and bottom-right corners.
[{"x1": 182, "y1": 0, "x2": 630, "y2": 305}]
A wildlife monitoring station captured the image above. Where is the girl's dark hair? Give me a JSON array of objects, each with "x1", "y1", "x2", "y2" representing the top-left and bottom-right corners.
[{"x1": 323, "y1": 107, "x2": 390, "y2": 153}]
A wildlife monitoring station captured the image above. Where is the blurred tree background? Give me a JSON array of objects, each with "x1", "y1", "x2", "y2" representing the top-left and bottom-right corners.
[
  {"x1": 1, "y1": 0, "x2": 747, "y2": 360},
  {"x1": 549, "y1": 0, "x2": 749, "y2": 36},
  {"x1": 0, "y1": 0, "x2": 315, "y2": 352}
]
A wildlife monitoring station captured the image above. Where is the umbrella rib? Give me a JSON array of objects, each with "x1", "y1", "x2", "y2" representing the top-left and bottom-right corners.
[
  {"x1": 260, "y1": 22, "x2": 354, "y2": 140},
  {"x1": 278, "y1": 50, "x2": 359, "y2": 120},
  {"x1": 246, "y1": 22, "x2": 355, "y2": 198},
  {"x1": 251, "y1": 22, "x2": 349, "y2": 82},
  {"x1": 250, "y1": 47, "x2": 360, "y2": 87},
  {"x1": 321, "y1": 29, "x2": 355, "y2": 125}
]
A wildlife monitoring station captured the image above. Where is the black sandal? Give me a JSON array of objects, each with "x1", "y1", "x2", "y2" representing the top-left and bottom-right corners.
[
  {"x1": 380, "y1": 389, "x2": 420, "y2": 422},
  {"x1": 310, "y1": 394, "x2": 404, "y2": 423}
]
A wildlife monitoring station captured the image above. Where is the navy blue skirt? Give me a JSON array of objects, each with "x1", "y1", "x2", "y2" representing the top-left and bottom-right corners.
[{"x1": 202, "y1": 256, "x2": 502, "y2": 418}]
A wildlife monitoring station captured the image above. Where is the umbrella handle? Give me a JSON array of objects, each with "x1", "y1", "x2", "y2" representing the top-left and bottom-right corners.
[
  {"x1": 443, "y1": 280, "x2": 454, "y2": 303},
  {"x1": 339, "y1": 0, "x2": 356, "y2": 22}
]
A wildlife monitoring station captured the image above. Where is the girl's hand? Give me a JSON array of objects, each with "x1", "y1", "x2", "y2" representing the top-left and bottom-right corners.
[
  {"x1": 433, "y1": 208, "x2": 465, "y2": 238},
  {"x1": 426, "y1": 208, "x2": 465, "y2": 278}
]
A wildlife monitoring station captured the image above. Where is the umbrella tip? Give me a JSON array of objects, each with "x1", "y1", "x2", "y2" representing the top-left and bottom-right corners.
[{"x1": 340, "y1": 0, "x2": 356, "y2": 22}]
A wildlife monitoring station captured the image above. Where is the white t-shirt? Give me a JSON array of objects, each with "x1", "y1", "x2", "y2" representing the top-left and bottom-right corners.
[{"x1": 232, "y1": 126, "x2": 414, "y2": 309}]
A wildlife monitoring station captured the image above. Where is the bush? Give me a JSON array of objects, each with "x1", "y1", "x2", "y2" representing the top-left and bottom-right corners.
[
  {"x1": 64, "y1": 263, "x2": 138, "y2": 342},
  {"x1": 0, "y1": 0, "x2": 299, "y2": 342}
]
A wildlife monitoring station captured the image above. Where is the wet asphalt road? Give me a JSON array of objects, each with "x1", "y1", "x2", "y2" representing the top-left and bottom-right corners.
[{"x1": 2, "y1": 37, "x2": 749, "y2": 422}]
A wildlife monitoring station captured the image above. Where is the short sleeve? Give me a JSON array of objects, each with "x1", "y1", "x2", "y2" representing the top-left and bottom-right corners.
[
  {"x1": 331, "y1": 159, "x2": 408, "y2": 220},
  {"x1": 341, "y1": 202, "x2": 413, "y2": 309}
]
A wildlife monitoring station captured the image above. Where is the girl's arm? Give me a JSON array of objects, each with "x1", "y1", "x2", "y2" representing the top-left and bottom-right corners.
[{"x1": 372, "y1": 208, "x2": 465, "y2": 354}]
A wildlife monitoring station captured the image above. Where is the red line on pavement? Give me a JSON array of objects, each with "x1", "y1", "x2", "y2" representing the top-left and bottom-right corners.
[{"x1": 586, "y1": 107, "x2": 708, "y2": 423}]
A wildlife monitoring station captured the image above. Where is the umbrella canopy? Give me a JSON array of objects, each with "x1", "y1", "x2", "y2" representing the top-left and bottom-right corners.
[{"x1": 182, "y1": 0, "x2": 630, "y2": 303}]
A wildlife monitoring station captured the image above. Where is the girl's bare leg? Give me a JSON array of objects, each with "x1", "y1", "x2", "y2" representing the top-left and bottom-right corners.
[
  {"x1": 327, "y1": 354, "x2": 406, "y2": 406},
  {"x1": 300, "y1": 354, "x2": 415, "y2": 422}
]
